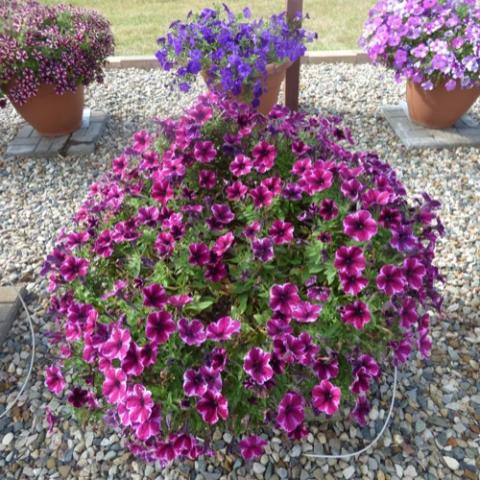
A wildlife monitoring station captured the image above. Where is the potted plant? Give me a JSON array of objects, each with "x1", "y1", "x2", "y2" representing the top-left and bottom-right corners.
[
  {"x1": 42, "y1": 93, "x2": 443, "y2": 464},
  {"x1": 359, "y1": 0, "x2": 480, "y2": 129},
  {"x1": 155, "y1": 4, "x2": 316, "y2": 115},
  {"x1": 0, "y1": 0, "x2": 114, "y2": 137}
]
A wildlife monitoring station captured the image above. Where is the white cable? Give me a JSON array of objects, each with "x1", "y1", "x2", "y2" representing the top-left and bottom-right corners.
[
  {"x1": 304, "y1": 366, "x2": 398, "y2": 460},
  {"x1": 0, "y1": 284, "x2": 36, "y2": 419}
]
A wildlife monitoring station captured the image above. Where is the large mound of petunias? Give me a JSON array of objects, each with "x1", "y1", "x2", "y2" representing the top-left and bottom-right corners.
[{"x1": 42, "y1": 93, "x2": 443, "y2": 464}]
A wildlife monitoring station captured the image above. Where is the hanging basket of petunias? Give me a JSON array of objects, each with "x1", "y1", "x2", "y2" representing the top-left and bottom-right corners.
[{"x1": 42, "y1": 94, "x2": 443, "y2": 464}]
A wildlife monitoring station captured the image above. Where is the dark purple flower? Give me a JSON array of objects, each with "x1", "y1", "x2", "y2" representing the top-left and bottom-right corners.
[
  {"x1": 239, "y1": 435, "x2": 267, "y2": 460},
  {"x1": 188, "y1": 243, "x2": 210, "y2": 266},
  {"x1": 350, "y1": 366, "x2": 371, "y2": 395},
  {"x1": 199, "y1": 169, "x2": 217, "y2": 189},
  {"x1": 67, "y1": 387, "x2": 89, "y2": 408},
  {"x1": 122, "y1": 342, "x2": 144, "y2": 376},
  {"x1": 145, "y1": 311, "x2": 176, "y2": 345},
  {"x1": 312, "y1": 380, "x2": 341, "y2": 415},
  {"x1": 403, "y1": 257, "x2": 426, "y2": 290},
  {"x1": 351, "y1": 396, "x2": 370, "y2": 426},
  {"x1": 376, "y1": 265, "x2": 406, "y2": 296},
  {"x1": 390, "y1": 225, "x2": 418, "y2": 252},
  {"x1": 60, "y1": 256, "x2": 89, "y2": 282},
  {"x1": 243, "y1": 221, "x2": 261, "y2": 239},
  {"x1": 269, "y1": 220, "x2": 294, "y2": 245},
  {"x1": 276, "y1": 391, "x2": 305, "y2": 433},
  {"x1": 341, "y1": 301, "x2": 371, "y2": 329},
  {"x1": 343, "y1": 210, "x2": 378, "y2": 242},
  {"x1": 196, "y1": 391, "x2": 229, "y2": 424},
  {"x1": 211, "y1": 203, "x2": 235, "y2": 224},
  {"x1": 243, "y1": 347, "x2": 274, "y2": 385},
  {"x1": 318, "y1": 198, "x2": 339, "y2": 221},
  {"x1": 252, "y1": 237, "x2": 274, "y2": 262},
  {"x1": 205, "y1": 261, "x2": 228, "y2": 282},
  {"x1": 143, "y1": 283, "x2": 168, "y2": 309},
  {"x1": 178, "y1": 318, "x2": 207, "y2": 346},
  {"x1": 313, "y1": 355, "x2": 339, "y2": 380},
  {"x1": 154, "y1": 232, "x2": 176, "y2": 257}
]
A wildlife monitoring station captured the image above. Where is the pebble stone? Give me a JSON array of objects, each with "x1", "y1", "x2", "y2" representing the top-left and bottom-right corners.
[{"x1": 0, "y1": 64, "x2": 479, "y2": 480}]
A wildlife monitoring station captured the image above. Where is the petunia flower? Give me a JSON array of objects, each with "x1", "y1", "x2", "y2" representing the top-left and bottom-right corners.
[
  {"x1": 143, "y1": 283, "x2": 168, "y2": 309},
  {"x1": 206, "y1": 316, "x2": 241, "y2": 341},
  {"x1": 230, "y1": 154, "x2": 253, "y2": 176},
  {"x1": 243, "y1": 347, "x2": 274, "y2": 385},
  {"x1": 268, "y1": 220, "x2": 294, "y2": 245},
  {"x1": 350, "y1": 367, "x2": 371, "y2": 395},
  {"x1": 178, "y1": 318, "x2": 207, "y2": 346},
  {"x1": 154, "y1": 232, "x2": 176, "y2": 257},
  {"x1": 199, "y1": 365, "x2": 223, "y2": 393},
  {"x1": 351, "y1": 396, "x2": 370, "y2": 426},
  {"x1": 292, "y1": 301, "x2": 322, "y2": 323},
  {"x1": 211, "y1": 203, "x2": 235, "y2": 224},
  {"x1": 252, "y1": 237, "x2": 274, "y2": 262},
  {"x1": 188, "y1": 243, "x2": 210, "y2": 266},
  {"x1": 145, "y1": 311, "x2": 176, "y2": 345},
  {"x1": 252, "y1": 141, "x2": 277, "y2": 173},
  {"x1": 45, "y1": 365, "x2": 66, "y2": 395},
  {"x1": 376, "y1": 264, "x2": 406, "y2": 296},
  {"x1": 339, "y1": 272, "x2": 369, "y2": 296},
  {"x1": 135, "y1": 404, "x2": 161, "y2": 441},
  {"x1": 126, "y1": 384, "x2": 154, "y2": 424},
  {"x1": 313, "y1": 355, "x2": 339, "y2": 380},
  {"x1": 334, "y1": 246, "x2": 366, "y2": 275},
  {"x1": 243, "y1": 221, "x2": 261, "y2": 239},
  {"x1": 213, "y1": 231, "x2": 235, "y2": 256},
  {"x1": 390, "y1": 225, "x2": 418, "y2": 252},
  {"x1": 402, "y1": 257, "x2": 426, "y2": 290},
  {"x1": 132, "y1": 130, "x2": 151, "y2": 153},
  {"x1": 239, "y1": 435, "x2": 267, "y2": 460},
  {"x1": 199, "y1": 169, "x2": 217, "y2": 189},
  {"x1": 205, "y1": 261, "x2": 228, "y2": 282},
  {"x1": 343, "y1": 210, "x2": 378, "y2": 242},
  {"x1": 226, "y1": 180, "x2": 248, "y2": 201},
  {"x1": 250, "y1": 185, "x2": 274, "y2": 209},
  {"x1": 194, "y1": 141, "x2": 217, "y2": 163},
  {"x1": 312, "y1": 380, "x2": 341, "y2": 415},
  {"x1": 341, "y1": 301, "x2": 371, "y2": 329},
  {"x1": 59, "y1": 256, "x2": 89, "y2": 282},
  {"x1": 151, "y1": 178, "x2": 174, "y2": 205},
  {"x1": 318, "y1": 198, "x2": 339, "y2": 221},
  {"x1": 102, "y1": 368, "x2": 127, "y2": 404},
  {"x1": 269, "y1": 283, "x2": 301, "y2": 316},
  {"x1": 101, "y1": 324, "x2": 132, "y2": 361},
  {"x1": 168, "y1": 294, "x2": 192, "y2": 308},
  {"x1": 122, "y1": 341, "x2": 145, "y2": 376},
  {"x1": 196, "y1": 391, "x2": 229, "y2": 424},
  {"x1": 276, "y1": 391, "x2": 305, "y2": 433},
  {"x1": 67, "y1": 387, "x2": 89, "y2": 408}
]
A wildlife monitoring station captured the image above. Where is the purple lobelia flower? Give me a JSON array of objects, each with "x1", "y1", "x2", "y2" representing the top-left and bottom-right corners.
[
  {"x1": 188, "y1": 243, "x2": 210, "y2": 266},
  {"x1": 178, "y1": 318, "x2": 207, "y2": 346},
  {"x1": 402, "y1": 257, "x2": 426, "y2": 290},
  {"x1": 143, "y1": 283, "x2": 168, "y2": 309},
  {"x1": 343, "y1": 210, "x2": 378, "y2": 242},
  {"x1": 230, "y1": 154, "x2": 253, "y2": 176},
  {"x1": 351, "y1": 396, "x2": 370, "y2": 426},
  {"x1": 243, "y1": 347, "x2": 274, "y2": 385},
  {"x1": 206, "y1": 316, "x2": 241, "y2": 341},
  {"x1": 313, "y1": 355, "x2": 339, "y2": 380},
  {"x1": 335, "y1": 246, "x2": 366, "y2": 275},
  {"x1": 211, "y1": 204, "x2": 235, "y2": 224},
  {"x1": 126, "y1": 384, "x2": 154, "y2": 424},
  {"x1": 376, "y1": 264, "x2": 406, "y2": 296},
  {"x1": 268, "y1": 220, "x2": 294, "y2": 245},
  {"x1": 102, "y1": 367, "x2": 127, "y2": 404},
  {"x1": 196, "y1": 391, "x2": 229, "y2": 425},
  {"x1": 60, "y1": 256, "x2": 89, "y2": 282},
  {"x1": 239, "y1": 435, "x2": 268, "y2": 460},
  {"x1": 101, "y1": 324, "x2": 132, "y2": 361},
  {"x1": 145, "y1": 311, "x2": 176, "y2": 345},
  {"x1": 194, "y1": 141, "x2": 217, "y2": 163},
  {"x1": 45, "y1": 365, "x2": 66, "y2": 395},
  {"x1": 339, "y1": 272, "x2": 369, "y2": 296},
  {"x1": 341, "y1": 301, "x2": 371, "y2": 329},
  {"x1": 252, "y1": 237, "x2": 274, "y2": 262},
  {"x1": 183, "y1": 368, "x2": 208, "y2": 397},
  {"x1": 269, "y1": 283, "x2": 301, "y2": 316},
  {"x1": 311, "y1": 380, "x2": 341, "y2": 415},
  {"x1": 276, "y1": 391, "x2": 305, "y2": 433}
]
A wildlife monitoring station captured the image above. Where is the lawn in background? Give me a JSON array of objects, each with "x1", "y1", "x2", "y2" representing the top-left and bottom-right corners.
[{"x1": 42, "y1": 0, "x2": 374, "y2": 55}]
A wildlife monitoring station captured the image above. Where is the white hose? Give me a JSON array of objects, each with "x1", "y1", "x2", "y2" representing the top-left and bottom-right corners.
[
  {"x1": 304, "y1": 366, "x2": 398, "y2": 460},
  {"x1": 0, "y1": 284, "x2": 36, "y2": 419}
]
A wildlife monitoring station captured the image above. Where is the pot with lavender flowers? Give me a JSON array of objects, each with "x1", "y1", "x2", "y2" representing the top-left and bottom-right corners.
[
  {"x1": 0, "y1": 0, "x2": 114, "y2": 137},
  {"x1": 42, "y1": 93, "x2": 443, "y2": 465},
  {"x1": 360, "y1": 0, "x2": 480, "y2": 129},
  {"x1": 156, "y1": 4, "x2": 316, "y2": 115}
]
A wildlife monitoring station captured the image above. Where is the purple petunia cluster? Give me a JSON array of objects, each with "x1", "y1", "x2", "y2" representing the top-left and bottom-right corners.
[
  {"x1": 42, "y1": 93, "x2": 443, "y2": 464},
  {"x1": 359, "y1": 0, "x2": 480, "y2": 90},
  {"x1": 0, "y1": 0, "x2": 114, "y2": 108},
  {"x1": 155, "y1": 4, "x2": 316, "y2": 106}
]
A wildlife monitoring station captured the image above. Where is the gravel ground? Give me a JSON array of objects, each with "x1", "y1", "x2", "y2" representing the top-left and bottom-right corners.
[{"x1": 0, "y1": 64, "x2": 479, "y2": 480}]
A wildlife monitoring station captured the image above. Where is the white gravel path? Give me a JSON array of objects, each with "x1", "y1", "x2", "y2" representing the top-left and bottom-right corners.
[{"x1": 0, "y1": 64, "x2": 479, "y2": 480}]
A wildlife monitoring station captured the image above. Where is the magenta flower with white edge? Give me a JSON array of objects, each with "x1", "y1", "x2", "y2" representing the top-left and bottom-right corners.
[
  {"x1": 178, "y1": 318, "x2": 207, "y2": 346},
  {"x1": 145, "y1": 311, "x2": 176, "y2": 345},
  {"x1": 292, "y1": 301, "x2": 322, "y2": 323},
  {"x1": 243, "y1": 347, "x2": 274, "y2": 385},
  {"x1": 102, "y1": 368, "x2": 127, "y2": 404},
  {"x1": 312, "y1": 380, "x2": 341, "y2": 415},
  {"x1": 269, "y1": 283, "x2": 301, "y2": 317},
  {"x1": 45, "y1": 365, "x2": 66, "y2": 395},
  {"x1": 126, "y1": 384, "x2": 154, "y2": 424},
  {"x1": 143, "y1": 283, "x2": 168, "y2": 309},
  {"x1": 239, "y1": 435, "x2": 268, "y2": 460},
  {"x1": 276, "y1": 391, "x2": 305, "y2": 433},
  {"x1": 230, "y1": 154, "x2": 253, "y2": 177},
  {"x1": 334, "y1": 246, "x2": 366, "y2": 276},
  {"x1": 194, "y1": 141, "x2": 217, "y2": 163},
  {"x1": 101, "y1": 324, "x2": 132, "y2": 361},
  {"x1": 206, "y1": 316, "x2": 241, "y2": 341},
  {"x1": 252, "y1": 141, "x2": 277, "y2": 173},
  {"x1": 268, "y1": 220, "x2": 294, "y2": 245},
  {"x1": 135, "y1": 404, "x2": 162, "y2": 441},
  {"x1": 339, "y1": 272, "x2": 369, "y2": 296},
  {"x1": 341, "y1": 301, "x2": 371, "y2": 330},
  {"x1": 343, "y1": 210, "x2": 378, "y2": 242},
  {"x1": 376, "y1": 264, "x2": 406, "y2": 296},
  {"x1": 59, "y1": 256, "x2": 89, "y2": 282},
  {"x1": 196, "y1": 391, "x2": 229, "y2": 425}
]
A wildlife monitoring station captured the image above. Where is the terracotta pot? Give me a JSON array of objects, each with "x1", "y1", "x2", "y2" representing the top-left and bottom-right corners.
[
  {"x1": 6, "y1": 83, "x2": 85, "y2": 137},
  {"x1": 202, "y1": 62, "x2": 292, "y2": 116},
  {"x1": 406, "y1": 80, "x2": 480, "y2": 129}
]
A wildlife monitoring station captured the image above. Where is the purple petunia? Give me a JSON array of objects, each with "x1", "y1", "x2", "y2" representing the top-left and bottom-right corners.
[
  {"x1": 276, "y1": 391, "x2": 305, "y2": 433},
  {"x1": 143, "y1": 283, "x2": 168, "y2": 309},
  {"x1": 206, "y1": 316, "x2": 241, "y2": 341},
  {"x1": 178, "y1": 318, "x2": 207, "y2": 346},
  {"x1": 312, "y1": 380, "x2": 341, "y2": 415},
  {"x1": 194, "y1": 141, "x2": 217, "y2": 163},
  {"x1": 60, "y1": 256, "x2": 89, "y2": 282},
  {"x1": 126, "y1": 384, "x2": 154, "y2": 424},
  {"x1": 269, "y1": 220, "x2": 294, "y2": 245},
  {"x1": 145, "y1": 311, "x2": 176, "y2": 345},
  {"x1": 335, "y1": 246, "x2": 366, "y2": 275},
  {"x1": 351, "y1": 396, "x2": 370, "y2": 426},
  {"x1": 339, "y1": 272, "x2": 369, "y2": 296},
  {"x1": 376, "y1": 265, "x2": 406, "y2": 296},
  {"x1": 102, "y1": 368, "x2": 127, "y2": 404},
  {"x1": 269, "y1": 283, "x2": 301, "y2": 316},
  {"x1": 252, "y1": 237, "x2": 274, "y2": 262},
  {"x1": 343, "y1": 210, "x2": 378, "y2": 242},
  {"x1": 243, "y1": 347, "x2": 274, "y2": 385},
  {"x1": 211, "y1": 204, "x2": 235, "y2": 224},
  {"x1": 45, "y1": 365, "x2": 66, "y2": 395},
  {"x1": 183, "y1": 368, "x2": 208, "y2": 397},
  {"x1": 230, "y1": 154, "x2": 253, "y2": 176},
  {"x1": 341, "y1": 301, "x2": 371, "y2": 330},
  {"x1": 239, "y1": 435, "x2": 268, "y2": 460},
  {"x1": 196, "y1": 391, "x2": 229, "y2": 425},
  {"x1": 101, "y1": 324, "x2": 131, "y2": 361}
]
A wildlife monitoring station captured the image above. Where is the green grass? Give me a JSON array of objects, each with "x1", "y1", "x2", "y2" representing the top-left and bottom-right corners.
[{"x1": 42, "y1": 1, "x2": 374, "y2": 56}]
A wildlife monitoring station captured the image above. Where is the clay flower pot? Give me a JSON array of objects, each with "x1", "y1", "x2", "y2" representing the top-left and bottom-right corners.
[
  {"x1": 406, "y1": 80, "x2": 480, "y2": 129},
  {"x1": 7, "y1": 83, "x2": 85, "y2": 137},
  {"x1": 202, "y1": 62, "x2": 292, "y2": 116}
]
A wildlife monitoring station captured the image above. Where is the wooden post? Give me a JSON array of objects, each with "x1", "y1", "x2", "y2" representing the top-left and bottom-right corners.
[{"x1": 285, "y1": 0, "x2": 303, "y2": 111}]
